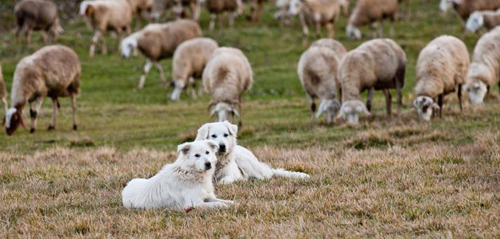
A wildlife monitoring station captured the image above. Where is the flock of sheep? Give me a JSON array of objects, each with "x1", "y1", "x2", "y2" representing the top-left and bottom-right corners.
[{"x1": 2, "y1": 0, "x2": 500, "y2": 136}]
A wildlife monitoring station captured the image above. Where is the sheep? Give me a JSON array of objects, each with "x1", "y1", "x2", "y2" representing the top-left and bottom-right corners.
[
  {"x1": 152, "y1": 0, "x2": 200, "y2": 21},
  {"x1": 288, "y1": 0, "x2": 349, "y2": 39},
  {"x1": 14, "y1": 0, "x2": 63, "y2": 46},
  {"x1": 5, "y1": 45, "x2": 81, "y2": 136},
  {"x1": 440, "y1": 0, "x2": 500, "y2": 22},
  {"x1": 413, "y1": 36, "x2": 469, "y2": 121},
  {"x1": 346, "y1": 0, "x2": 399, "y2": 40},
  {"x1": 466, "y1": 9, "x2": 500, "y2": 33},
  {"x1": 171, "y1": 38, "x2": 219, "y2": 101},
  {"x1": 80, "y1": 0, "x2": 133, "y2": 57},
  {"x1": 297, "y1": 44, "x2": 343, "y2": 123},
  {"x1": 203, "y1": 47, "x2": 253, "y2": 125},
  {"x1": 337, "y1": 39, "x2": 406, "y2": 124},
  {"x1": 127, "y1": 0, "x2": 154, "y2": 30},
  {"x1": 464, "y1": 27, "x2": 500, "y2": 104},
  {"x1": 0, "y1": 64, "x2": 7, "y2": 117},
  {"x1": 121, "y1": 20, "x2": 202, "y2": 90},
  {"x1": 205, "y1": 0, "x2": 244, "y2": 31},
  {"x1": 247, "y1": 0, "x2": 266, "y2": 22}
]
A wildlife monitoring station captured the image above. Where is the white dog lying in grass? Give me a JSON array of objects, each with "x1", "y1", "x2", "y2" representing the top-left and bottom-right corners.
[
  {"x1": 122, "y1": 140, "x2": 234, "y2": 209},
  {"x1": 195, "y1": 121, "x2": 310, "y2": 184}
]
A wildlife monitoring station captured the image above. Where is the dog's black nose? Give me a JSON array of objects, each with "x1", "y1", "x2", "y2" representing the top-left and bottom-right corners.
[
  {"x1": 205, "y1": 162, "x2": 212, "y2": 170},
  {"x1": 219, "y1": 144, "x2": 226, "y2": 152}
]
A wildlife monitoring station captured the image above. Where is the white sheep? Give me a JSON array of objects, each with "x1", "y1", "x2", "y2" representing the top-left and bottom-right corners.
[
  {"x1": 413, "y1": 36, "x2": 469, "y2": 121},
  {"x1": 120, "y1": 20, "x2": 202, "y2": 90},
  {"x1": 0, "y1": 64, "x2": 7, "y2": 116},
  {"x1": 464, "y1": 27, "x2": 500, "y2": 104},
  {"x1": 202, "y1": 47, "x2": 253, "y2": 124},
  {"x1": 346, "y1": 0, "x2": 399, "y2": 40},
  {"x1": 466, "y1": 9, "x2": 500, "y2": 33},
  {"x1": 337, "y1": 39, "x2": 406, "y2": 124},
  {"x1": 171, "y1": 38, "x2": 219, "y2": 101},
  {"x1": 5, "y1": 45, "x2": 81, "y2": 136},
  {"x1": 440, "y1": 0, "x2": 500, "y2": 22},
  {"x1": 80, "y1": 0, "x2": 133, "y2": 57},
  {"x1": 205, "y1": 0, "x2": 244, "y2": 31},
  {"x1": 288, "y1": 0, "x2": 349, "y2": 39}
]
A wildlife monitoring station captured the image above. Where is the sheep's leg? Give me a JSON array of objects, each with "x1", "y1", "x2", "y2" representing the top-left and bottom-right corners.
[
  {"x1": 48, "y1": 98, "x2": 58, "y2": 131},
  {"x1": 137, "y1": 60, "x2": 153, "y2": 90},
  {"x1": 229, "y1": 12, "x2": 237, "y2": 28},
  {"x1": 25, "y1": 28, "x2": 32, "y2": 46},
  {"x1": 370, "y1": 22, "x2": 378, "y2": 39},
  {"x1": 209, "y1": 14, "x2": 216, "y2": 31},
  {"x1": 191, "y1": 2, "x2": 200, "y2": 22},
  {"x1": 308, "y1": 95, "x2": 316, "y2": 122},
  {"x1": 89, "y1": 30, "x2": 102, "y2": 57},
  {"x1": 154, "y1": 62, "x2": 168, "y2": 88},
  {"x1": 438, "y1": 94, "x2": 443, "y2": 118},
  {"x1": 71, "y1": 94, "x2": 78, "y2": 130},
  {"x1": 326, "y1": 23, "x2": 334, "y2": 39},
  {"x1": 253, "y1": 2, "x2": 264, "y2": 22},
  {"x1": 100, "y1": 32, "x2": 107, "y2": 55},
  {"x1": 458, "y1": 84, "x2": 463, "y2": 112},
  {"x1": 220, "y1": 13, "x2": 225, "y2": 28},
  {"x1": 1, "y1": 96, "x2": 7, "y2": 114},
  {"x1": 366, "y1": 88, "x2": 374, "y2": 112},
  {"x1": 378, "y1": 21, "x2": 384, "y2": 38},
  {"x1": 189, "y1": 77, "x2": 198, "y2": 99},
  {"x1": 300, "y1": 13, "x2": 309, "y2": 45},
  {"x1": 315, "y1": 21, "x2": 321, "y2": 38},
  {"x1": 384, "y1": 89, "x2": 392, "y2": 116},
  {"x1": 29, "y1": 97, "x2": 44, "y2": 133},
  {"x1": 135, "y1": 12, "x2": 142, "y2": 31},
  {"x1": 389, "y1": 20, "x2": 395, "y2": 38},
  {"x1": 338, "y1": 88, "x2": 342, "y2": 104}
]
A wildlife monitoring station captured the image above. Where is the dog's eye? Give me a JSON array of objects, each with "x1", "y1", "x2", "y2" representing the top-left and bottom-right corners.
[
  {"x1": 211, "y1": 134, "x2": 217, "y2": 138},
  {"x1": 195, "y1": 154, "x2": 200, "y2": 158},
  {"x1": 205, "y1": 151, "x2": 209, "y2": 155},
  {"x1": 224, "y1": 134, "x2": 228, "y2": 137}
]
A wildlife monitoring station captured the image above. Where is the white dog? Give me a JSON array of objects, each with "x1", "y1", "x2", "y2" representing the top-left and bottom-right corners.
[
  {"x1": 122, "y1": 140, "x2": 234, "y2": 209},
  {"x1": 195, "y1": 121, "x2": 310, "y2": 184}
]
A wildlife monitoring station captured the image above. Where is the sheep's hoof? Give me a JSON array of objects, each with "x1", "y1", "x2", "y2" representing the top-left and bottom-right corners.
[
  {"x1": 48, "y1": 125, "x2": 55, "y2": 131},
  {"x1": 30, "y1": 128, "x2": 36, "y2": 134},
  {"x1": 73, "y1": 125, "x2": 78, "y2": 131}
]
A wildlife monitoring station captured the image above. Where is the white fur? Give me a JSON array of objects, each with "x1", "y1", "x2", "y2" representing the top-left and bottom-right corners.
[
  {"x1": 5, "y1": 108, "x2": 17, "y2": 128},
  {"x1": 122, "y1": 140, "x2": 234, "y2": 209},
  {"x1": 466, "y1": 12, "x2": 484, "y2": 32},
  {"x1": 413, "y1": 96, "x2": 440, "y2": 121},
  {"x1": 79, "y1": 1, "x2": 91, "y2": 16},
  {"x1": 440, "y1": 0, "x2": 459, "y2": 12},
  {"x1": 195, "y1": 121, "x2": 310, "y2": 184},
  {"x1": 346, "y1": 24, "x2": 362, "y2": 40},
  {"x1": 337, "y1": 100, "x2": 371, "y2": 124},
  {"x1": 120, "y1": 37, "x2": 138, "y2": 58},
  {"x1": 465, "y1": 81, "x2": 488, "y2": 104},
  {"x1": 210, "y1": 102, "x2": 239, "y2": 122}
]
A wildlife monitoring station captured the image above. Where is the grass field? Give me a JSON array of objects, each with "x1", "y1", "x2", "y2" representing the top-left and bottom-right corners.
[{"x1": 1, "y1": 0, "x2": 500, "y2": 237}]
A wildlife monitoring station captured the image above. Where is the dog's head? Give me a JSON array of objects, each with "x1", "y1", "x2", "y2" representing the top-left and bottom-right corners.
[
  {"x1": 177, "y1": 140, "x2": 219, "y2": 172},
  {"x1": 413, "y1": 96, "x2": 439, "y2": 121},
  {"x1": 195, "y1": 121, "x2": 238, "y2": 155}
]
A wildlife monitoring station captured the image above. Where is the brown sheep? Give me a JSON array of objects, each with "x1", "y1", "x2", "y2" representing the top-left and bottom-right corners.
[
  {"x1": 346, "y1": 0, "x2": 399, "y2": 40},
  {"x1": 14, "y1": 0, "x2": 63, "y2": 46},
  {"x1": 440, "y1": 0, "x2": 500, "y2": 22},
  {"x1": 205, "y1": 0, "x2": 244, "y2": 31}
]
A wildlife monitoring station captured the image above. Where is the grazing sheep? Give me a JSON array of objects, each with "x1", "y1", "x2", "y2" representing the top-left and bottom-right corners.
[
  {"x1": 203, "y1": 47, "x2": 253, "y2": 124},
  {"x1": 127, "y1": 0, "x2": 154, "y2": 30},
  {"x1": 14, "y1": 0, "x2": 63, "y2": 46},
  {"x1": 152, "y1": 0, "x2": 200, "y2": 22},
  {"x1": 464, "y1": 27, "x2": 500, "y2": 104},
  {"x1": 346, "y1": 0, "x2": 399, "y2": 40},
  {"x1": 440, "y1": 0, "x2": 500, "y2": 22},
  {"x1": 0, "y1": 64, "x2": 7, "y2": 117},
  {"x1": 80, "y1": 0, "x2": 133, "y2": 57},
  {"x1": 298, "y1": 44, "x2": 342, "y2": 123},
  {"x1": 413, "y1": 36, "x2": 469, "y2": 121},
  {"x1": 466, "y1": 9, "x2": 500, "y2": 33},
  {"x1": 121, "y1": 20, "x2": 202, "y2": 90},
  {"x1": 205, "y1": 0, "x2": 244, "y2": 31},
  {"x1": 171, "y1": 38, "x2": 219, "y2": 101},
  {"x1": 247, "y1": 0, "x2": 267, "y2": 22},
  {"x1": 337, "y1": 39, "x2": 406, "y2": 124},
  {"x1": 5, "y1": 45, "x2": 81, "y2": 136},
  {"x1": 288, "y1": 0, "x2": 348, "y2": 39}
]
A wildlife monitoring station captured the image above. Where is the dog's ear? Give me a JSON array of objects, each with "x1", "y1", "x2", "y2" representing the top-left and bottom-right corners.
[
  {"x1": 223, "y1": 121, "x2": 238, "y2": 136},
  {"x1": 206, "y1": 140, "x2": 219, "y2": 152},
  {"x1": 195, "y1": 123, "x2": 211, "y2": 141},
  {"x1": 177, "y1": 142, "x2": 191, "y2": 155}
]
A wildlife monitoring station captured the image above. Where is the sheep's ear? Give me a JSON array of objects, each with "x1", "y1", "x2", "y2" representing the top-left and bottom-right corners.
[
  {"x1": 356, "y1": 104, "x2": 371, "y2": 116},
  {"x1": 177, "y1": 142, "x2": 191, "y2": 155},
  {"x1": 223, "y1": 121, "x2": 238, "y2": 136},
  {"x1": 195, "y1": 124, "x2": 210, "y2": 141},
  {"x1": 336, "y1": 105, "x2": 346, "y2": 119},
  {"x1": 206, "y1": 140, "x2": 219, "y2": 152},
  {"x1": 432, "y1": 103, "x2": 440, "y2": 110},
  {"x1": 232, "y1": 108, "x2": 240, "y2": 118},
  {"x1": 413, "y1": 99, "x2": 420, "y2": 108},
  {"x1": 315, "y1": 101, "x2": 326, "y2": 119}
]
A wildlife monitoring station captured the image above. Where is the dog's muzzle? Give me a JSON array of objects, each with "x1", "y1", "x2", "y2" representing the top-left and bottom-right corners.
[
  {"x1": 218, "y1": 144, "x2": 226, "y2": 153},
  {"x1": 204, "y1": 162, "x2": 212, "y2": 170}
]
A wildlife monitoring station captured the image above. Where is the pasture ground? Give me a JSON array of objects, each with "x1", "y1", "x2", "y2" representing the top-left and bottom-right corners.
[{"x1": 1, "y1": 0, "x2": 499, "y2": 237}]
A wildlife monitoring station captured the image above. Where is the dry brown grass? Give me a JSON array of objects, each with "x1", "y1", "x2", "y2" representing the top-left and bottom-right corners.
[{"x1": 1, "y1": 129, "x2": 499, "y2": 238}]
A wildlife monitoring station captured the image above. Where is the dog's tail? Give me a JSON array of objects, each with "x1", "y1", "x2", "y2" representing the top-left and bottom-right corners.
[{"x1": 272, "y1": 168, "x2": 310, "y2": 179}]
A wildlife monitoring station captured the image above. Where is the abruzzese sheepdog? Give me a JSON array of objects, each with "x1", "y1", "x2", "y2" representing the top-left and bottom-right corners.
[
  {"x1": 122, "y1": 140, "x2": 234, "y2": 209},
  {"x1": 195, "y1": 121, "x2": 310, "y2": 184}
]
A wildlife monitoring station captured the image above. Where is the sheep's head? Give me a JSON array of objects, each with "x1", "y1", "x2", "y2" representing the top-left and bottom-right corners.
[
  {"x1": 346, "y1": 24, "x2": 362, "y2": 40},
  {"x1": 5, "y1": 108, "x2": 25, "y2": 136},
  {"x1": 440, "y1": 0, "x2": 459, "y2": 13},
  {"x1": 209, "y1": 101, "x2": 240, "y2": 123},
  {"x1": 413, "y1": 96, "x2": 439, "y2": 121},
  {"x1": 337, "y1": 100, "x2": 371, "y2": 124},
  {"x1": 316, "y1": 99, "x2": 341, "y2": 124},
  {"x1": 170, "y1": 79, "x2": 186, "y2": 101},
  {"x1": 464, "y1": 80, "x2": 488, "y2": 105},
  {"x1": 466, "y1": 12, "x2": 484, "y2": 33},
  {"x1": 48, "y1": 18, "x2": 63, "y2": 42},
  {"x1": 288, "y1": 0, "x2": 304, "y2": 16},
  {"x1": 120, "y1": 38, "x2": 137, "y2": 58}
]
